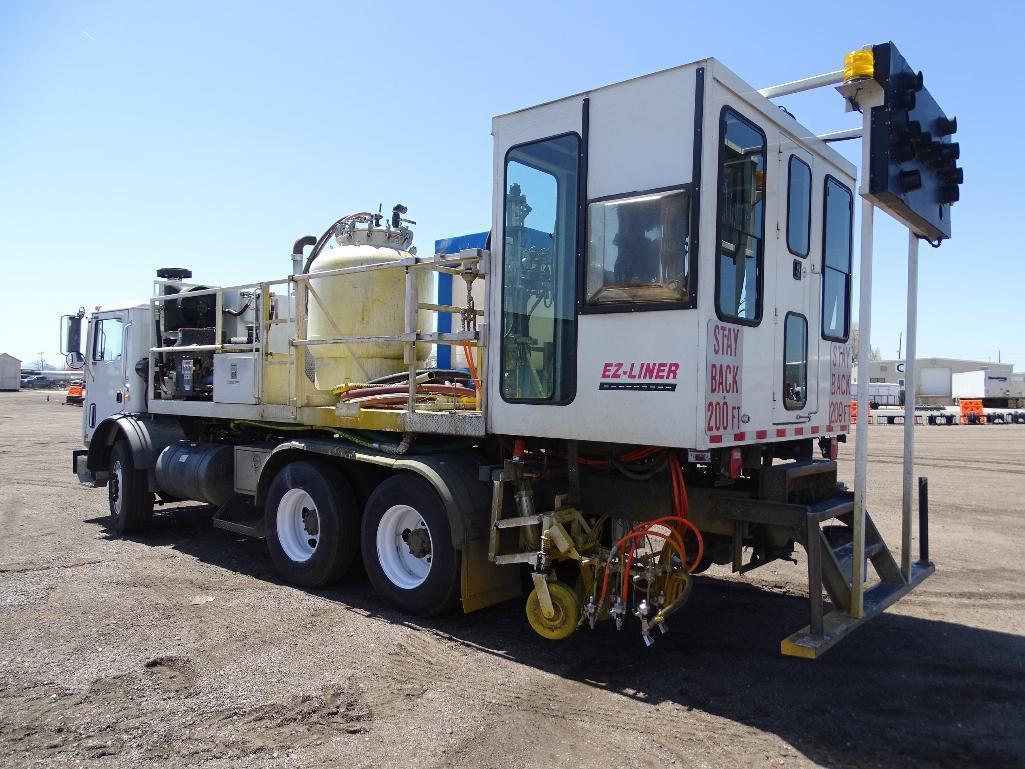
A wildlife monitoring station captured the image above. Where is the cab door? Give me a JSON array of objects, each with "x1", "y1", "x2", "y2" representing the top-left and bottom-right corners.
[
  {"x1": 772, "y1": 139, "x2": 819, "y2": 423},
  {"x1": 84, "y1": 311, "x2": 127, "y2": 441}
]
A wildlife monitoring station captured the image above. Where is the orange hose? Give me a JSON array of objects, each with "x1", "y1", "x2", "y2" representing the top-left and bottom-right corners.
[
  {"x1": 461, "y1": 343, "x2": 482, "y2": 401},
  {"x1": 599, "y1": 528, "x2": 685, "y2": 608},
  {"x1": 621, "y1": 528, "x2": 687, "y2": 598}
]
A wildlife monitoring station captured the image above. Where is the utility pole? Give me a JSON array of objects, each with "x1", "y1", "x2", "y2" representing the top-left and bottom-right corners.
[{"x1": 37, "y1": 351, "x2": 45, "y2": 372}]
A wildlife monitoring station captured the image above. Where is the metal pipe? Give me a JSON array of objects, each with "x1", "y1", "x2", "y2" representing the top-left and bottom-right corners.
[
  {"x1": 291, "y1": 235, "x2": 316, "y2": 276},
  {"x1": 918, "y1": 476, "x2": 929, "y2": 563},
  {"x1": 819, "y1": 128, "x2": 863, "y2": 143},
  {"x1": 901, "y1": 231, "x2": 920, "y2": 581},
  {"x1": 851, "y1": 198, "x2": 874, "y2": 619},
  {"x1": 758, "y1": 70, "x2": 844, "y2": 99}
]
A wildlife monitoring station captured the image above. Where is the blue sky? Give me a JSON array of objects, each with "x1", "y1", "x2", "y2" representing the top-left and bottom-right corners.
[{"x1": 1, "y1": 1, "x2": 1020, "y2": 369}]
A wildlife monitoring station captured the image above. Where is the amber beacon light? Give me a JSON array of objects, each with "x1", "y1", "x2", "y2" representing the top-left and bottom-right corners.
[{"x1": 843, "y1": 48, "x2": 875, "y2": 82}]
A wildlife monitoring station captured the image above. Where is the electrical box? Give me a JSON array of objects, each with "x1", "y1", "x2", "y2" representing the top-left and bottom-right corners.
[
  {"x1": 234, "y1": 445, "x2": 271, "y2": 495},
  {"x1": 213, "y1": 353, "x2": 257, "y2": 404}
]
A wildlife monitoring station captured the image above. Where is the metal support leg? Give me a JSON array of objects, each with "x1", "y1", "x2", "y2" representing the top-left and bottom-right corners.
[
  {"x1": 807, "y1": 512, "x2": 824, "y2": 637},
  {"x1": 918, "y1": 476, "x2": 930, "y2": 564},
  {"x1": 901, "y1": 231, "x2": 919, "y2": 581},
  {"x1": 852, "y1": 199, "x2": 874, "y2": 619}
]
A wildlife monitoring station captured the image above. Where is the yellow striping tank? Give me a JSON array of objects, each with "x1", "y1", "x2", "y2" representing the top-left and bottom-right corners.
[{"x1": 306, "y1": 217, "x2": 429, "y2": 401}]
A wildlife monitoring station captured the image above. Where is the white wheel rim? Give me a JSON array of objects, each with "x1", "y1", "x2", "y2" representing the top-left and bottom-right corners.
[
  {"x1": 276, "y1": 488, "x2": 321, "y2": 563},
  {"x1": 111, "y1": 460, "x2": 124, "y2": 516},
  {"x1": 376, "y1": 504, "x2": 433, "y2": 590}
]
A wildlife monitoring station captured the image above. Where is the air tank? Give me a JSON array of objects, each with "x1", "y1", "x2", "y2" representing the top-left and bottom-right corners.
[{"x1": 306, "y1": 221, "x2": 429, "y2": 398}]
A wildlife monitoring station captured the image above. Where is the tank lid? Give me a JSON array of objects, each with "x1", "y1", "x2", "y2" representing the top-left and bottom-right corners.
[{"x1": 157, "y1": 267, "x2": 193, "y2": 280}]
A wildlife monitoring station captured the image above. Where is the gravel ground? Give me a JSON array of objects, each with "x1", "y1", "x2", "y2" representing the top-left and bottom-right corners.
[{"x1": 1, "y1": 390, "x2": 1023, "y2": 769}]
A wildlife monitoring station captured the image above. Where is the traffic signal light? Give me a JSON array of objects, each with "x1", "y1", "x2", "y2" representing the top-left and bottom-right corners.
[{"x1": 866, "y1": 42, "x2": 962, "y2": 241}]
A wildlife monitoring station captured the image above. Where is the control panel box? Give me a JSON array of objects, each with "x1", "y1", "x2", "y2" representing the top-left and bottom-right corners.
[{"x1": 213, "y1": 353, "x2": 257, "y2": 405}]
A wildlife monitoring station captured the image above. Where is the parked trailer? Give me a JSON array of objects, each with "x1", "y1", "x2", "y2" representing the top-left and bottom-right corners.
[
  {"x1": 952, "y1": 370, "x2": 1016, "y2": 408},
  {"x1": 66, "y1": 44, "x2": 957, "y2": 658},
  {"x1": 852, "y1": 381, "x2": 901, "y2": 407}
]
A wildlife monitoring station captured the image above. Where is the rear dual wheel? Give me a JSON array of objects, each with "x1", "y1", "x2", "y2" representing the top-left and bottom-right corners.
[
  {"x1": 265, "y1": 460, "x2": 359, "y2": 588},
  {"x1": 361, "y1": 475, "x2": 460, "y2": 616},
  {"x1": 265, "y1": 464, "x2": 460, "y2": 617}
]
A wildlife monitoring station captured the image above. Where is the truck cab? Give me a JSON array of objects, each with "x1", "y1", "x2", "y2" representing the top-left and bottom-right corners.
[{"x1": 80, "y1": 303, "x2": 150, "y2": 445}]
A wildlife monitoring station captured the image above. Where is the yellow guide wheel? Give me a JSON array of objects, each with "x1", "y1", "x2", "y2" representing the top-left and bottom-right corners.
[{"x1": 525, "y1": 581, "x2": 580, "y2": 640}]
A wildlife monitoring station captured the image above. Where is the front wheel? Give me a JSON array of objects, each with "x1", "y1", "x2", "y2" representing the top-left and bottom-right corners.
[
  {"x1": 361, "y1": 474, "x2": 460, "y2": 616},
  {"x1": 108, "y1": 440, "x2": 154, "y2": 535},
  {"x1": 265, "y1": 461, "x2": 360, "y2": 588}
]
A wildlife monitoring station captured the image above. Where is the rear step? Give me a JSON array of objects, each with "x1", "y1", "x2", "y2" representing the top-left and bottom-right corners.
[
  {"x1": 705, "y1": 459, "x2": 934, "y2": 658},
  {"x1": 784, "y1": 501, "x2": 933, "y2": 659},
  {"x1": 212, "y1": 496, "x2": 265, "y2": 539}
]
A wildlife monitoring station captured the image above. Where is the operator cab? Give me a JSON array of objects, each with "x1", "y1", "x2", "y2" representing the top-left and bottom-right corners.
[{"x1": 486, "y1": 59, "x2": 856, "y2": 450}]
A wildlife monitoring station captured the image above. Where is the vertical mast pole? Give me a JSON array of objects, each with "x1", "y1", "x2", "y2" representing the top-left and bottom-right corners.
[
  {"x1": 901, "y1": 230, "x2": 919, "y2": 580},
  {"x1": 852, "y1": 198, "x2": 873, "y2": 619}
]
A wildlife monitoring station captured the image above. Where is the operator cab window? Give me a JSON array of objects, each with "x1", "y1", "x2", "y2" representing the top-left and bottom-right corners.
[
  {"x1": 787, "y1": 156, "x2": 812, "y2": 257},
  {"x1": 822, "y1": 177, "x2": 853, "y2": 341},
  {"x1": 715, "y1": 108, "x2": 766, "y2": 325},
  {"x1": 500, "y1": 133, "x2": 580, "y2": 403},
  {"x1": 783, "y1": 313, "x2": 808, "y2": 410},
  {"x1": 585, "y1": 188, "x2": 692, "y2": 306},
  {"x1": 91, "y1": 317, "x2": 123, "y2": 362}
]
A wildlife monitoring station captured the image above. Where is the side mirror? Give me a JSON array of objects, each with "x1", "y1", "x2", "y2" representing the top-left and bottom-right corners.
[{"x1": 61, "y1": 308, "x2": 86, "y2": 369}]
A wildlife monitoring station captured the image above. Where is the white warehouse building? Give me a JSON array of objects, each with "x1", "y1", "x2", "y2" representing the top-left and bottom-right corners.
[
  {"x1": 858, "y1": 358, "x2": 1014, "y2": 405},
  {"x1": 0, "y1": 353, "x2": 22, "y2": 391}
]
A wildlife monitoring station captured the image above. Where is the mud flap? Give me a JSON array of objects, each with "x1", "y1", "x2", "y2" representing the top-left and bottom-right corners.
[{"x1": 460, "y1": 535, "x2": 521, "y2": 613}]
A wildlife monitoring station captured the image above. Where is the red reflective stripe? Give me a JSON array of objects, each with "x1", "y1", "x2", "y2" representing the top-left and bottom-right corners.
[
  {"x1": 811, "y1": 426, "x2": 820, "y2": 434},
  {"x1": 755, "y1": 429, "x2": 767, "y2": 439},
  {"x1": 733, "y1": 432, "x2": 746, "y2": 441},
  {"x1": 840, "y1": 424, "x2": 849, "y2": 431},
  {"x1": 776, "y1": 429, "x2": 787, "y2": 438},
  {"x1": 827, "y1": 424, "x2": 835, "y2": 432},
  {"x1": 795, "y1": 427, "x2": 804, "y2": 436},
  {"x1": 709, "y1": 434, "x2": 723, "y2": 443}
]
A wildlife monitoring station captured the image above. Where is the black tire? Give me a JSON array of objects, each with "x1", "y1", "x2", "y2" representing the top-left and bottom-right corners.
[
  {"x1": 108, "y1": 440, "x2": 154, "y2": 535},
  {"x1": 265, "y1": 460, "x2": 360, "y2": 588},
  {"x1": 361, "y1": 474, "x2": 460, "y2": 616}
]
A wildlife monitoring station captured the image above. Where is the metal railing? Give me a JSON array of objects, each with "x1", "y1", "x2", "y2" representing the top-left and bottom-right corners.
[{"x1": 147, "y1": 248, "x2": 487, "y2": 420}]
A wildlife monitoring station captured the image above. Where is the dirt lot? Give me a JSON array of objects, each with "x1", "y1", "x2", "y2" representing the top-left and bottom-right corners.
[{"x1": 0, "y1": 390, "x2": 1022, "y2": 769}]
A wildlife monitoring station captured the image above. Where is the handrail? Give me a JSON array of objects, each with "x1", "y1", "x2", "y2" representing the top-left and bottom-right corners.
[{"x1": 147, "y1": 248, "x2": 488, "y2": 419}]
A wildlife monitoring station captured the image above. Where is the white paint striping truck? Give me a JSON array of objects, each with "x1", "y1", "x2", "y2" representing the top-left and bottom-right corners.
[{"x1": 65, "y1": 44, "x2": 959, "y2": 657}]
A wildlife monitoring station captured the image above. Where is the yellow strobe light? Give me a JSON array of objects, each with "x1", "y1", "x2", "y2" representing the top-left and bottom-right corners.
[{"x1": 844, "y1": 48, "x2": 875, "y2": 82}]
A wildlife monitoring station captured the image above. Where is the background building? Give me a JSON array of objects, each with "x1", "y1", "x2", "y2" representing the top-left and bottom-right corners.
[
  {"x1": 859, "y1": 358, "x2": 1014, "y2": 405},
  {"x1": 0, "y1": 353, "x2": 22, "y2": 391}
]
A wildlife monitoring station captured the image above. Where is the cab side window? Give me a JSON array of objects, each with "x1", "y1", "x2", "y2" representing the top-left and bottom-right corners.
[
  {"x1": 500, "y1": 134, "x2": 580, "y2": 403},
  {"x1": 92, "y1": 317, "x2": 123, "y2": 362},
  {"x1": 822, "y1": 177, "x2": 853, "y2": 341},
  {"x1": 783, "y1": 313, "x2": 808, "y2": 410},
  {"x1": 715, "y1": 108, "x2": 766, "y2": 325},
  {"x1": 786, "y1": 156, "x2": 812, "y2": 258}
]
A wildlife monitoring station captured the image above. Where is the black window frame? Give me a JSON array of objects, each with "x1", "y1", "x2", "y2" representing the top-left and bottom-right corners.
[
  {"x1": 580, "y1": 183, "x2": 697, "y2": 314},
  {"x1": 714, "y1": 105, "x2": 767, "y2": 327},
  {"x1": 786, "y1": 155, "x2": 812, "y2": 258},
  {"x1": 499, "y1": 130, "x2": 583, "y2": 406},
  {"x1": 821, "y1": 174, "x2": 853, "y2": 343},
  {"x1": 782, "y1": 311, "x2": 809, "y2": 411},
  {"x1": 91, "y1": 316, "x2": 123, "y2": 363}
]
